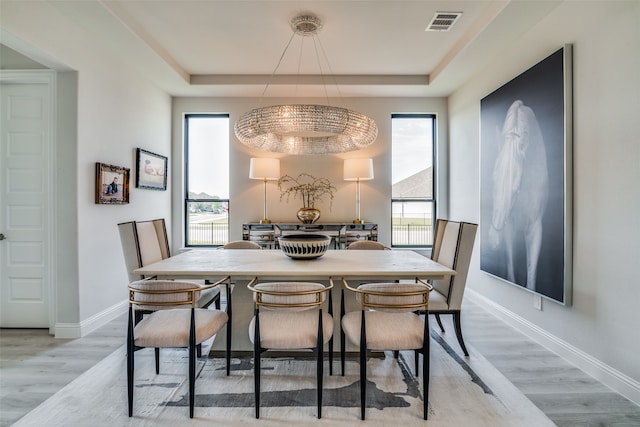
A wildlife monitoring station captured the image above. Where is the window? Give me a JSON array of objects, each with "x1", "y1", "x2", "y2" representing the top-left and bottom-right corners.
[
  {"x1": 391, "y1": 114, "x2": 436, "y2": 247},
  {"x1": 184, "y1": 114, "x2": 229, "y2": 246}
]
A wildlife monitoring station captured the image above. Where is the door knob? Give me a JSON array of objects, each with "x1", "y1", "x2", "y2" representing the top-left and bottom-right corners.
[{"x1": 0, "y1": 233, "x2": 5, "y2": 241}]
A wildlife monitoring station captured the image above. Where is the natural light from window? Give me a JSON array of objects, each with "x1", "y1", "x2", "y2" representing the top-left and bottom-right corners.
[
  {"x1": 391, "y1": 114, "x2": 435, "y2": 247},
  {"x1": 185, "y1": 114, "x2": 230, "y2": 246}
]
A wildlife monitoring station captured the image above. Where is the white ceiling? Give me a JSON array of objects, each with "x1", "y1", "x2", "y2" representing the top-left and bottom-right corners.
[{"x1": 49, "y1": 0, "x2": 562, "y2": 98}]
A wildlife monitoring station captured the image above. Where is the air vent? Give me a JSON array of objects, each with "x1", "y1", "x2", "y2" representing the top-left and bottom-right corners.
[{"x1": 426, "y1": 12, "x2": 462, "y2": 32}]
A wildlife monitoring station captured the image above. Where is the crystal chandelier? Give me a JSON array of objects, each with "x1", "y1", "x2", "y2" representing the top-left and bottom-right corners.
[{"x1": 234, "y1": 14, "x2": 378, "y2": 155}]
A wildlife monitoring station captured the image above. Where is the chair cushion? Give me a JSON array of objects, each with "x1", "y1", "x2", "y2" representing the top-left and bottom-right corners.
[
  {"x1": 196, "y1": 285, "x2": 221, "y2": 308},
  {"x1": 356, "y1": 282, "x2": 430, "y2": 312},
  {"x1": 248, "y1": 310, "x2": 333, "y2": 349},
  {"x1": 134, "y1": 308, "x2": 228, "y2": 348},
  {"x1": 341, "y1": 311, "x2": 424, "y2": 350},
  {"x1": 426, "y1": 288, "x2": 449, "y2": 311}
]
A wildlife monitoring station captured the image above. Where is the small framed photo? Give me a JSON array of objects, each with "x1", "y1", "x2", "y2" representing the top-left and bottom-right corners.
[
  {"x1": 136, "y1": 148, "x2": 168, "y2": 190},
  {"x1": 95, "y1": 162, "x2": 130, "y2": 204}
]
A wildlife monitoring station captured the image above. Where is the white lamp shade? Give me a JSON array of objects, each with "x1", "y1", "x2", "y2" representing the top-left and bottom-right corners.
[
  {"x1": 343, "y1": 158, "x2": 374, "y2": 181},
  {"x1": 249, "y1": 158, "x2": 280, "y2": 180}
]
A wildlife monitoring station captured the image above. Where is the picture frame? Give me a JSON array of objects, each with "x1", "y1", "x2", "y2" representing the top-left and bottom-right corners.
[
  {"x1": 479, "y1": 45, "x2": 573, "y2": 305},
  {"x1": 136, "y1": 148, "x2": 168, "y2": 190},
  {"x1": 95, "y1": 162, "x2": 130, "y2": 204}
]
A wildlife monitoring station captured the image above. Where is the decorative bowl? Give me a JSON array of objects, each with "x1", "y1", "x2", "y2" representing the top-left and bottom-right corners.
[{"x1": 278, "y1": 234, "x2": 331, "y2": 259}]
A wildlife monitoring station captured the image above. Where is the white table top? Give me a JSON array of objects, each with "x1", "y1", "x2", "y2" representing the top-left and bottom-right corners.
[{"x1": 133, "y1": 249, "x2": 455, "y2": 281}]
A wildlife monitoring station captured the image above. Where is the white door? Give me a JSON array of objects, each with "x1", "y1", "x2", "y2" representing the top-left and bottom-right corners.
[{"x1": 0, "y1": 80, "x2": 52, "y2": 328}]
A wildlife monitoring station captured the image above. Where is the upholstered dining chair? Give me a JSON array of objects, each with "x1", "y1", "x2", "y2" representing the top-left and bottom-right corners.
[
  {"x1": 127, "y1": 277, "x2": 231, "y2": 418},
  {"x1": 223, "y1": 240, "x2": 262, "y2": 249},
  {"x1": 340, "y1": 278, "x2": 433, "y2": 420},
  {"x1": 346, "y1": 240, "x2": 390, "y2": 250},
  {"x1": 247, "y1": 278, "x2": 334, "y2": 419},
  {"x1": 427, "y1": 220, "x2": 477, "y2": 356},
  {"x1": 118, "y1": 219, "x2": 221, "y2": 316}
]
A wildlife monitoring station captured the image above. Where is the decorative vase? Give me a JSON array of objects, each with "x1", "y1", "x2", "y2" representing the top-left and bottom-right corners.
[{"x1": 297, "y1": 207, "x2": 321, "y2": 224}]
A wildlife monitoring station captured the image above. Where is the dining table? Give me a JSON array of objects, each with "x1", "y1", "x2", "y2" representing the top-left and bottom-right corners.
[{"x1": 133, "y1": 248, "x2": 456, "y2": 356}]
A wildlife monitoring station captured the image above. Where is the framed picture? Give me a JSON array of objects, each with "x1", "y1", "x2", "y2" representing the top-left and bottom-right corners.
[
  {"x1": 95, "y1": 162, "x2": 130, "y2": 204},
  {"x1": 480, "y1": 45, "x2": 573, "y2": 305},
  {"x1": 136, "y1": 148, "x2": 168, "y2": 190}
]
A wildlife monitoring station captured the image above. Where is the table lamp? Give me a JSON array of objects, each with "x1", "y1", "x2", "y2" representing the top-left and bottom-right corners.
[
  {"x1": 249, "y1": 158, "x2": 280, "y2": 224},
  {"x1": 343, "y1": 158, "x2": 374, "y2": 224}
]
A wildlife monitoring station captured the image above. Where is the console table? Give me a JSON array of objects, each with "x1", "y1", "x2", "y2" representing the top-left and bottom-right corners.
[{"x1": 242, "y1": 222, "x2": 378, "y2": 249}]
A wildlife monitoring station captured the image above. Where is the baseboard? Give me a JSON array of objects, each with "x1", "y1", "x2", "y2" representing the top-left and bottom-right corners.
[
  {"x1": 466, "y1": 289, "x2": 640, "y2": 406},
  {"x1": 54, "y1": 300, "x2": 128, "y2": 339}
]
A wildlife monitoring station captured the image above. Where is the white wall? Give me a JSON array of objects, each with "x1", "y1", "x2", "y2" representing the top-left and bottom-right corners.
[
  {"x1": 449, "y1": 0, "x2": 640, "y2": 400},
  {"x1": 1, "y1": 1, "x2": 172, "y2": 335},
  {"x1": 171, "y1": 97, "x2": 448, "y2": 248}
]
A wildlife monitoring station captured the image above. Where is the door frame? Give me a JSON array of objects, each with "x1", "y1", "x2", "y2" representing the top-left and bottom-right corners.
[{"x1": 0, "y1": 70, "x2": 57, "y2": 333}]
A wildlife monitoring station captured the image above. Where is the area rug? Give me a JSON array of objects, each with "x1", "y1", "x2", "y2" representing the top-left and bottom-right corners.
[{"x1": 13, "y1": 330, "x2": 554, "y2": 426}]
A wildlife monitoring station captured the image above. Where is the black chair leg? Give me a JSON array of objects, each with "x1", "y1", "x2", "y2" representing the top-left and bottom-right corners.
[
  {"x1": 226, "y1": 283, "x2": 232, "y2": 376},
  {"x1": 435, "y1": 313, "x2": 445, "y2": 333},
  {"x1": 127, "y1": 307, "x2": 134, "y2": 417},
  {"x1": 189, "y1": 309, "x2": 196, "y2": 419},
  {"x1": 205, "y1": 280, "x2": 222, "y2": 310},
  {"x1": 317, "y1": 309, "x2": 324, "y2": 419},
  {"x1": 453, "y1": 312, "x2": 469, "y2": 356},
  {"x1": 340, "y1": 289, "x2": 346, "y2": 376},
  {"x1": 155, "y1": 348, "x2": 160, "y2": 374},
  {"x1": 328, "y1": 336, "x2": 334, "y2": 377},
  {"x1": 423, "y1": 313, "x2": 431, "y2": 420},
  {"x1": 414, "y1": 349, "x2": 420, "y2": 375},
  {"x1": 359, "y1": 311, "x2": 367, "y2": 420},
  {"x1": 393, "y1": 350, "x2": 399, "y2": 359},
  {"x1": 254, "y1": 310, "x2": 261, "y2": 419},
  {"x1": 328, "y1": 290, "x2": 333, "y2": 377}
]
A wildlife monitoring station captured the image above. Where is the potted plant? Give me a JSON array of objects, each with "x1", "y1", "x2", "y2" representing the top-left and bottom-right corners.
[{"x1": 278, "y1": 173, "x2": 336, "y2": 223}]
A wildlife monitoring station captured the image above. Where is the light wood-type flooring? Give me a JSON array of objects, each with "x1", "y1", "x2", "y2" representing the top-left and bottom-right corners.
[{"x1": 1, "y1": 299, "x2": 639, "y2": 426}]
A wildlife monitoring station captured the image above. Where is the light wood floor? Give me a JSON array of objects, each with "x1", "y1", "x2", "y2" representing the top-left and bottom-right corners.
[{"x1": 1, "y1": 300, "x2": 639, "y2": 426}]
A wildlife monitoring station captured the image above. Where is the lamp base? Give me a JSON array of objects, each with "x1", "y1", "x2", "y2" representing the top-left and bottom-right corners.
[
  {"x1": 353, "y1": 219, "x2": 364, "y2": 224},
  {"x1": 260, "y1": 219, "x2": 271, "y2": 224}
]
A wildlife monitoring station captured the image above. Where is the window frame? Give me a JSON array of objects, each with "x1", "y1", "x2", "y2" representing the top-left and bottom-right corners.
[
  {"x1": 390, "y1": 113, "x2": 437, "y2": 248},
  {"x1": 183, "y1": 113, "x2": 230, "y2": 247}
]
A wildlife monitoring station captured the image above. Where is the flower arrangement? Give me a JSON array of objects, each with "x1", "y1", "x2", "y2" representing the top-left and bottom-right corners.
[{"x1": 278, "y1": 173, "x2": 336, "y2": 209}]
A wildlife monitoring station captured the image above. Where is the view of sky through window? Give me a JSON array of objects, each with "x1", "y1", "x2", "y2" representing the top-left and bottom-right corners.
[{"x1": 187, "y1": 116, "x2": 229, "y2": 199}]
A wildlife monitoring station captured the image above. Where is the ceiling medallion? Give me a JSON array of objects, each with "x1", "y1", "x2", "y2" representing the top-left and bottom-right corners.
[{"x1": 234, "y1": 14, "x2": 378, "y2": 155}]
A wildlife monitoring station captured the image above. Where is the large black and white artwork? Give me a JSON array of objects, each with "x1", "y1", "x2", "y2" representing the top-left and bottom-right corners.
[{"x1": 480, "y1": 46, "x2": 572, "y2": 305}]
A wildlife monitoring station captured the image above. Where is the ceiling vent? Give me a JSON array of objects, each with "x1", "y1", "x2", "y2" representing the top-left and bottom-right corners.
[{"x1": 426, "y1": 12, "x2": 462, "y2": 32}]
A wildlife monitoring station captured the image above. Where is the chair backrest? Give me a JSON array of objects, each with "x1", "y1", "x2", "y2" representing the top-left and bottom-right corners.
[
  {"x1": 430, "y1": 219, "x2": 448, "y2": 261},
  {"x1": 346, "y1": 240, "x2": 389, "y2": 250},
  {"x1": 129, "y1": 279, "x2": 202, "y2": 310},
  {"x1": 223, "y1": 240, "x2": 262, "y2": 249},
  {"x1": 430, "y1": 220, "x2": 477, "y2": 310},
  {"x1": 249, "y1": 282, "x2": 330, "y2": 311},
  {"x1": 355, "y1": 282, "x2": 431, "y2": 312},
  {"x1": 118, "y1": 219, "x2": 170, "y2": 282}
]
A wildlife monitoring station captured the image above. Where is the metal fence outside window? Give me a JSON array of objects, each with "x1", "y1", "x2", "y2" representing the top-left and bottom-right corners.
[
  {"x1": 391, "y1": 224, "x2": 433, "y2": 246},
  {"x1": 187, "y1": 222, "x2": 229, "y2": 246}
]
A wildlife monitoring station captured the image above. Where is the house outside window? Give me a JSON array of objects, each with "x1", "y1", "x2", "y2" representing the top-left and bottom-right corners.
[
  {"x1": 391, "y1": 114, "x2": 436, "y2": 247},
  {"x1": 184, "y1": 114, "x2": 229, "y2": 246}
]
